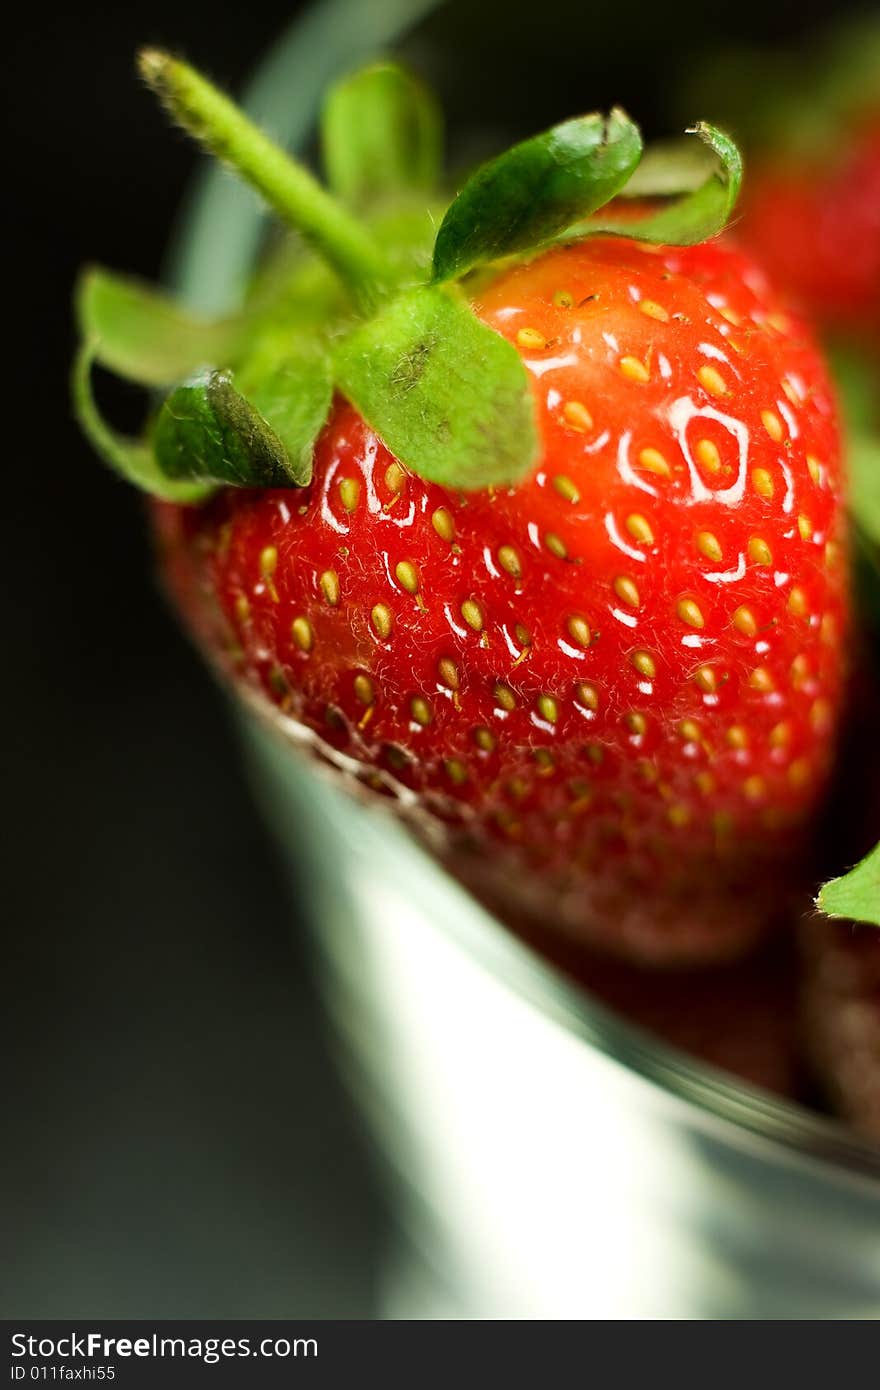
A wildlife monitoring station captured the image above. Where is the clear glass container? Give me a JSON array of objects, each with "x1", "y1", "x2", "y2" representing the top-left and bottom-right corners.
[{"x1": 173, "y1": 1, "x2": 880, "y2": 1318}]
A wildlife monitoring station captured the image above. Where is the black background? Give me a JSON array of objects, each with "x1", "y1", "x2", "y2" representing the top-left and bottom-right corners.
[{"x1": 3, "y1": 0, "x2": 864, "y2": 1319}]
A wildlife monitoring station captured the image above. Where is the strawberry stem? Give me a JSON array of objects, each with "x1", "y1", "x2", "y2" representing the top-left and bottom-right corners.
[{"x1": 138, "y1": 49, "x2": 394, "y2": 314}]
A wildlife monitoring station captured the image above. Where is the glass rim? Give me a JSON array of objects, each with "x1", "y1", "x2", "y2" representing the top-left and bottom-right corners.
[{"x1": 170, "y1": 0, "x2": 880, "y2": 1192}]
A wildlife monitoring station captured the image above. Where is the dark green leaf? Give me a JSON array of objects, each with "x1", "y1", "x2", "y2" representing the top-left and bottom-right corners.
[
  {"x1": 77, "y1": 266, "x2": 241, "y2": 386},
  {"x1": 322, "y1": 62, "x2": 442, "y2": 206},
  {"x1": 235, "y1": 338, "x2": 333, "y2": 485},
  {"x1": 818, "y1": 841, "x2": 880, "y2": 928},
  {"x1": 334, "y1": 285, "x2": 538, "y2": 488},
  {"x1": 431, "y1": 109, "x2": 642, "y2": 283},
  {"x1": 580, "y1": 124, "x2": 742, "y2": 246},
  {"x1": 72, "y1": 342, "x2": 212, "y2": 503},
  {"x1": 153, "y1": 370, "x2": 304, "y2": 489}
]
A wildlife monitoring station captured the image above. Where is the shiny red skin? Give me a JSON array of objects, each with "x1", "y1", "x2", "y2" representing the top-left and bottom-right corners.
[
  {"x1": 157, "y1": 237, "x2": 849, "y2": 965},
  {"x1": 741, "y1": 118, "x2": 880, "y2": 339}
]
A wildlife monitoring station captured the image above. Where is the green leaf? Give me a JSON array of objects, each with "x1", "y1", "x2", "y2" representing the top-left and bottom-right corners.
[
  {"x1": 153, "y1": 369, "x2": 310, "y2": 489},
  {"x1": 850, "y1": 432, "x2": 880, "y2": 551},
  {"x1": 72, "y1": 342, "x2": 212, "y2": 503},
  {"x1": 334, "y1": 285, "x2": 538, "y2": 488},
  {"x1": 818, "y1": 841, "x2": 880, "y2": 928},
  {"x1": 76, "y1": 266, "x2": 241, "y2": 386},
  {"x1": 579, "y1": 123, "x2": 743, "y2": 246},
  {"x1": 235, "y1": 338, "x2": 333, "y2": 485},
  {"x1": 431, "y1": 109, "x2": 642, "y2": 283},
  {"x1": 322, "y1": 62, "x2": 442, "y2": 207}
]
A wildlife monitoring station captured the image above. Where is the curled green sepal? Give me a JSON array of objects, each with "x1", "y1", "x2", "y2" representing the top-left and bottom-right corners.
[
  {"x1": 322, "y1": 62, "x2": 442, "y2": 207},
  {"x1": 818, "y1": 841, "x2": 880, "y2": 928},
  {"x1": 153, "y1": 368, "x2": 317, "y2": 489},
  {"x1": 72, "y1": 342, "x2": 212, "y2": 503},
  {"x1": 431, "y1": 109, "x2": 642, "y2": 283},
  {"x1": 77, "y1": 266, "x2": 241, "y2": 387},
  {"x1": 334, "y1": 286, "x2": 538, "y2": 489},
  {"x1": 581, "y1": 123, "x2": 743, "y2": 246}
]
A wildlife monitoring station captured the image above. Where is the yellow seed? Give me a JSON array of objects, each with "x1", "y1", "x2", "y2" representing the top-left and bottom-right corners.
[
  {"x1": 788, "y1": 587, "x2": 809, "y2": 618},
  {"x1": 726, "y1": 725, "x2": 749, "y2": 750},
  {"x1": 750, "y1": 666, "x2": 775, "y2": 692},
  {"x1": 789, "y1": 758, "x2": 811, "y2": 788},
  {"x1": 639, "y1": 298, "x2": 669, "y2": 322},
  {"x1": 811, "y1": 698, "x2": 833, "y2": 733},
  {"x1": 719, "y1": 305, "x2": 741, "y2": 326},
  {"x1": 820, "y1": 613, "x2": 837, "y2": 645},
  {"x1": 825, "y1": 540, "x2": 840, "y2": 570},
  {"x1": 782, "y1": 377, "x2": 802, "y2": 404},
  {"x1": 748, "y1": 536, "x2": 773, "y2": 566},
  {"x1": 697, "y1": 363, "x2": 727, "y2": 396},
  {"x1": 677, "y1": 597, "x2": 705, "y2": 629},
  {"x1": 761, "y1": 408, "x2": 784, "y2": 442},
  {"x1": 537, "y1": 694, "x2": 560, "y2": 723},
  {"x1": 507, "y1": 777, "x2": 529, "y2": 802},
  {"x1": 411, "y1": 695, "x2": 433, "y2": 726},
  {"x1": 370, "y1": 603, "x2": 393, "y2": 639},
  {"x1": 638, "y1": 446, "x2": 671, "y2": 478},
  {"x1": 790, "y1": 654, "x2": 810, "y2": 688},
  {"x1": 637, "y1": 760, "x2": 658, "y2": 783},
  {"x1": 696, "y1": 531, "x2": 722, "y2": 563},
  {"x1": 461, "y1": 598, "x2": 484, "y2": 632},
  {"x1": 385, "y1": 461, "x2": 406, "y2": 494},
  {"x1": 626, "y1": 513, "x2": 655, "y2": 545},
  {"x1": 432, "y1": 507, "x2": 455, "y2": 542},
  {"x1": 354, "y1": 674, "x2": 375, "y2": 706},
  {"x1": 625, "y1": 711, "x2": 647, "y2": 736},
  {"x1": 668, "y1": 803, "x2": 691, "y2": 828},
  {"x1": 695, "y1": 438, "x2": 722, "y2": 474},
  {"x1": 732, "y1": 606, "x2": 758, "y2": 637},
  {"x1": 395, "y1": 559, "x2": 420, "y2": 595},
  {"x1": 576, "y1": 681, "x2": 599, "y2": 711},
  {"x1": 798, "y1": 515, "x2": 812, "y2": 541},
  {"x1": 806, "y1": 455, "x2": 824, "y2": 488},
  {"x1": 743, "y1": 775, "x2": 766, "y2": 801},
  {"x1": 696, "y1": 771, "x2": 716, "y2": 796},
  {"x1": 751, "y1": 468, "x2": 775, "y2": 499},
  {"x1": 631, "y1": 650, "x2": 656, "y2": 678},
  {"x1": 568, "y1": 778, "x2": 593, "y2": 806},
  {"x1": 474, "y1": 727, "x2": 496, "y2": 752},
  {"x1": 533, "y1": 748, "x2": 556, "y2": 775},
  {"x1": 291, "y1": 616, "x2": 314, "y2": 652},
  {"x1": 259, "y1": 546, "x2": 278, "y2": 598},
  {"x1": 438, "y1": 657, "x2": 460, "y2": 690},
  {"x1": 444, "y1": 758, "x2": 468, "y2": 785},
  {"x1": 319, "y1": 569, "x2": 340, "y2": 606},
  {"x1": 553, "y1": 288, "x2": 574, "y2": 308},
  {"x1": 552, "y1": 474, "x2": 580, "y2": 504},
  {"x1": 563, "y1": 399, "x2": 593, "y2": 431},
  {"x1": 766, "y1": 312, "x2": 790, "y2": 334},
  {"x1": 694, "y1": 665, "x2": 717, "y2": 694},
  {"x1": 493, "y1": 682, "x2": 517, "y2": 712},
  {"x1": 545, "y1": 531, "x2": 568, "y2": 559},
  {"x1": 339, "y1": 477, "x2": 361, "y2": 512},
  {"x1": 614, "y1": 575, "x2": 641, "y2": 608},
  {"x1": 235, "y1": 594, "x2": 251, "y2": 624},
  {"x1": 679, "y1": 719, "x2": 701, "y2": 741},
  {"x1": 585, "y1": 744, "x2": 605, "y2": 765},
  {"x1": 620, "y1": 355, "x2": 650, "y2": 383},
  {"x1": 517, "y1": 326, "x2": 547, "y2": 350},
  {"x1": 769, "y1": 722, "x2": 791, "y2": 748},
  {"x1": 567, "y1": 615, "x2": 591, "y2": 648},
  {"x1": 515, "y1": 623, "x2": 531, "y2": 647},
  {"x1": 497, "y1": 544, "x2": 522, "y2": 578}
]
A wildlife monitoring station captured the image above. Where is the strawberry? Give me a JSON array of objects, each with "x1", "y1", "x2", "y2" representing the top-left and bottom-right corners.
[
  {"x1": 741, "y1": 118, "x2": 880, "y2": 341},
  {"x1": 75, "y1": 52, "x2": 850, "y2": 966}
]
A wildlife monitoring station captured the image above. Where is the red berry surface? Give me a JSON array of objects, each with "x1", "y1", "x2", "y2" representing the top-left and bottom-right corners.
[
  {"x1": 158, "y1": 236, "x2": 849, "y2": 965},
  {"x1": 741, "y1": 118, "x2": 880, "y2": 339}
]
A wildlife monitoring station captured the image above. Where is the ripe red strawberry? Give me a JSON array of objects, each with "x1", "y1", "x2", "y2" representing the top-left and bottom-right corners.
[
  {"x1": 156, "y1": 233, "x2": 848, "y2": 965},
  {"x1": 77, "y1": 53, "x2": 850, "y2": 966},
  {"x1": 741, "y1": 117, "x2": 880, "y2": 341}
]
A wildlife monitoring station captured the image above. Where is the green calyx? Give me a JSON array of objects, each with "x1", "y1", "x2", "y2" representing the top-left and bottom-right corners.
[{"x1": 74, "y1": 49, "x2": 743, "y2": 502}]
